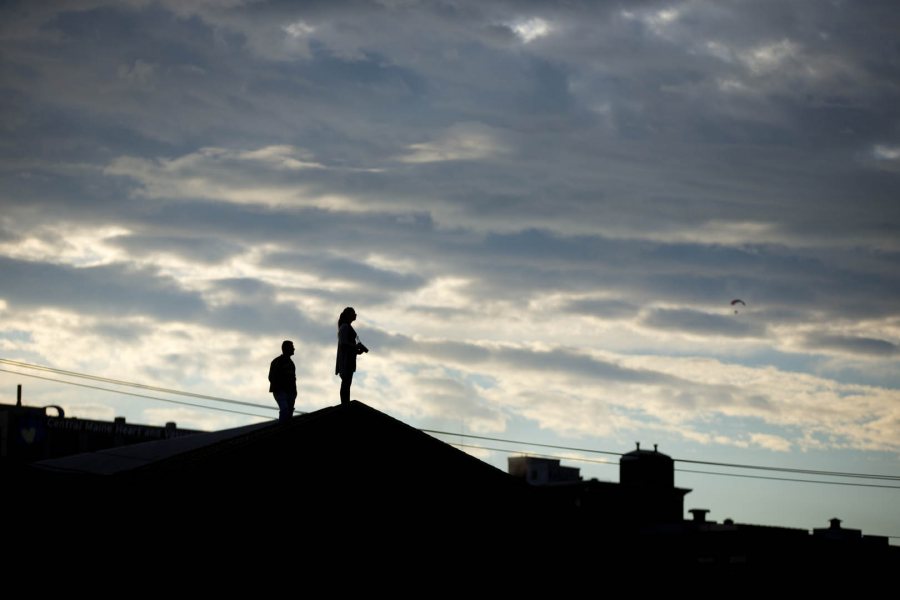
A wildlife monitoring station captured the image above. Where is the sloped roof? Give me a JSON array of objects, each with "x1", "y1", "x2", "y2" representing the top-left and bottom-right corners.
[
  {"x1": 31, "y1": 401, "x2": 519, "y2": 512},
  {"x1": 32, "y1": 420, "x2": 273, "y2": 476}
]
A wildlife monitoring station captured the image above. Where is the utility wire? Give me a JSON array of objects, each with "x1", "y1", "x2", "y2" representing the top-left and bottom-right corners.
[
  {"x1": 673, "y1": 457, "x2": 900, "y2": 481},
  {"x1": 426, "y1": 430, "x2": 900, "y2": 482},
  {"x1": 447, "y1": 441, "x2": 900, "y2": 489},
  {"x1": 674, "y1": 467, "x2": 900, "y2": 490},
  {"x1": 4, "y1": 358, "x2": 898, "y2": 483},
  {"x1": 0, "y1": 358, "x2": 272, "y2": 412},
  {"x1": 448, "y1": 442, "x2": 619, "y2": 466},
  {"x1": 423, "y1": 429, "x2": 624, "y2": 457},
  {"x1": 0, "y1": 368, "x2": 275, "y2": 421}
]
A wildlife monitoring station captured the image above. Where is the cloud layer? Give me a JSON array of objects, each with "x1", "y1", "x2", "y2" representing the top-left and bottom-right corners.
[{"x1": 1, "y1": 2, "x2": 899, "y2": 535}]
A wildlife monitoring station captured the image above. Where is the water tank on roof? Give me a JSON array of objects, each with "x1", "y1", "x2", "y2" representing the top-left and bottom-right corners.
[{"x1": 619, "y1": 442, "x2": 674, "y2": 488}]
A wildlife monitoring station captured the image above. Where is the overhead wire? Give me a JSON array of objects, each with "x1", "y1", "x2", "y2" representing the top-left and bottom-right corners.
[
  {"x1": 4, "y1": 357, "x2": 898, "y2": 486},
  {"x1": 0, "y1": 368, "x2": 274, "y2": 420},
  {"x1": 0, "y1": 357, "x2": 277, "y2": 412},
  {"x1": 444, "y1": 439, "x2": 900, "y2": 489}
]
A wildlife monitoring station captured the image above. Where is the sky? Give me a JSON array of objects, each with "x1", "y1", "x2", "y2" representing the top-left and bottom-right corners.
[{"x1": 1, "y1": 0, "x2": 898, "y2": 539}]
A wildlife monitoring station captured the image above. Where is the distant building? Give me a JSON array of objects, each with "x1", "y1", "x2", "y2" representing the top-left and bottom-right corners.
[
  {"x1": 507, "y1": 442, "x2": 897, "y2": 568},
  {"x1": 814, "y1": 517, "x2": 888, "y2": 547},
  {"x1": 0, "y1": 401, "x2": 198, "y2": 465},
  {"x1": 7, "y1": 400, "x2": 898, "y2": 574},
  {"x1": 508, "y1": 442, "x2": 691, "y2": 525},
  {"x1": 508, "y1": 456, "x2": 581, "y2": 485}
]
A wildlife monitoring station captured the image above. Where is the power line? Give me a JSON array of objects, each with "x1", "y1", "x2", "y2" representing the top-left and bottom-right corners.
[
  {"x1": 673, "y1": 457, "x2": 900, "y2": 481},
  {"x1": 0, "y1": 368, "x2": 276, "y2": 421},
  {"x1": 447, "y1": 441, "x2": 900, "y2": 490},
  {"x1": 0, "y1": 358, "x2": 274, "y2": 413},
  {"x1": 4, "y1": 358, "x2": 898, "y2": 484},
  {"x1": 423, "y1": 429, "x2": 624, "y2": 457},
  {"x1": 427, "y1": 429, "x2": 900, "y2": 482},
  {"x1": 447, "y1": 442, "x2": 619, "y2": 466},
  {"x1": 674, "y1": 467, "x2": 900, "y2": 490}
]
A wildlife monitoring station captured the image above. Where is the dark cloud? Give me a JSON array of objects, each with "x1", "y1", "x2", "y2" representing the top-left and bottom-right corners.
[
  {"x1": 0, "y1": 222, "x2": 19, "y2": 243},
  {"x1": 804, "y1": 333, "x2": 898, "y2": 357},
  {"x1": 0, "y1": 256, "x2": 206, "y2": 320},
  {"x1": 262, "y1": 251, "x2": 426, "y2": 292},
  {"x1": 0, "y1": 0, "x2": 897, "y2": 542},
  {"x1": 1, "y1": 1, "x2": 898, "y2": 440},
  {"x1": 365, "y1": 327, "x2": 683, "y2": 386},
  {"x1": 496, "y1": 345, "x2": 682, "y2": 385},
  {"x1": 3, "y1": 0, "x2": 899, "y2": 268},
  {"x1": 211, "y1": 277, "x2": 277, "y2": 298},
  {"x1": 642, "y1": 308, "x2": 767, "y2": 338},
  {"x1": 565, "y1": 298, "x2": 640, "y2": 320},
  {"x1": 202, "y1": 301, "x2": 331, "y2": 342},
  {"x1": 4, "y1": 159, "x2": 899, "y2": 327},
  {"x1": 109, "y1": 234, "x2": 244, "y2": 264}
]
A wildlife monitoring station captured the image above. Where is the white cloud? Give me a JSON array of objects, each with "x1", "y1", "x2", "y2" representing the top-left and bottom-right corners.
[
  {"x1": 104, "y1": 146, "x2": 334, "y2": 208},
  {"x1": 0, "y1": 225, "x2": 131, "y2": 267},
  {"x1": 873, "y1": 145, "x2": 900, "y2": 161},
  {"x1": 621, "y1": 6, "x2": 682, "y2": 36},
  {"x1": 750, "y1": 432, "x2": 792, "y2": 452},
  {"x1": 510, "y1": 17, "x2": 551, "y2": 43},
  {"x1": 741, "y1": 39, "x2": 799, "y2": 74},
  {"x1": 237, "y1": 145, "x2": 325, "y2": 170},
  {"x1": 398, "y1": 124, "x2": 506, "y2": 163},
  {"x1": 283, "y1": 20, "x2": 315, "y2": 38}
]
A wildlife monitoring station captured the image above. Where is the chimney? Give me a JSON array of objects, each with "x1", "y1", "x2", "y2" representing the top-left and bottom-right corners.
[
  {"x1": 689, "y1": 508, "x2": 710, "y2": 523},
  {"x1": 16, "y1": 384, "x2": 22, "y2": 407}
]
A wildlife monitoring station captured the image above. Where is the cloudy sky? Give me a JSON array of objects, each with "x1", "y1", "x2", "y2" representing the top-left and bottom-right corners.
[{"x1": 1, "y1": 0, "x2": 898, "y2": 537}]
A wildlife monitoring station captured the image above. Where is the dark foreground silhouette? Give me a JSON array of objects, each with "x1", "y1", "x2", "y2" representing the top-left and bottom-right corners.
[{"x1": 8, "y1": 400, "x2": 897, "y2": 583}]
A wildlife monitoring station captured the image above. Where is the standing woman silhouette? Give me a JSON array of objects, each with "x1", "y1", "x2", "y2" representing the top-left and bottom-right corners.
[{"x1": 336, "y1": 307, "x2": 368, "y2": 405}]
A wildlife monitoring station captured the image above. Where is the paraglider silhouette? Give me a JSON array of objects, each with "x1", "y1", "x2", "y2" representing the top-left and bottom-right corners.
[{"x1": 731, "y1": 299, "x2": 746, "y2": 314}]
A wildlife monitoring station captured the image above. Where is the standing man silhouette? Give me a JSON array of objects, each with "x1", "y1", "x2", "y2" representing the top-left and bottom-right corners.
[
  {"x1": 269, "y1": 340, "x2": 297, "y2": 423},
  {"x1": 336, "y1": 307, "x2": 368, "y2": 405}
]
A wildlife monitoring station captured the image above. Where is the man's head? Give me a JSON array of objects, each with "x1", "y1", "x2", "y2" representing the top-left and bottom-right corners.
[{"x1": 282, "y1": 340, "x2": 294, "y2": 355}]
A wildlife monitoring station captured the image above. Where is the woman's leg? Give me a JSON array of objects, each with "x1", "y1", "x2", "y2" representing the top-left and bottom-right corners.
[{"x1": 339, "y1": 371, "x2": 353, "y2": 405}]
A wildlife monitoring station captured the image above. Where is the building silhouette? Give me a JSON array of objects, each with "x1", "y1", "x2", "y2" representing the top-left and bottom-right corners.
[
  {"x1": 5, "y1": 400, "x2": 897, "y2": 576},
  {"x1": 1, "y1": 400, "x2": 198, "y2": 466}
]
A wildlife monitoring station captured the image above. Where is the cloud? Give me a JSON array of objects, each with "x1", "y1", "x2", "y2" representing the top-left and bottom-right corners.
[
  {"x1": 749, "y1": 432, "x2": 793, "y2": 452},
  {"x1": 261, "y1": 251, "x2": 427, "y2": 293},
  {"x1": 509, "y1": 17, "x2": 552, "y2": 44},
  {"x1": 803, "y1": 333, "x2": 898, "y2": 357},
  {"x1": 642, "y1": 308, "x2": 767, "y2": 338},
  {"x1": 283, "y1": 19, "x2": 315, "y2": 39},
  {"x1": 873, "y1": 145, "x2": 900, "y2": 161},
  {"x1": 564, "y1": 298, "x2": 640, "y2": 320},
  {"x1": 0, "y1": 256, "x2": 206, "y2": 320},
  {"x1": 1, "y1": 0, "x2": 900, "y2": 472},
  {"x1": 740, "y1": 39, "x2": 800, "y2": 74},
  {"x1": 398, "y1": 123, "x2": 508, "y2": 163},
  {"x1": 108, "y1": 234, "x2": 244, "y2": 264}
]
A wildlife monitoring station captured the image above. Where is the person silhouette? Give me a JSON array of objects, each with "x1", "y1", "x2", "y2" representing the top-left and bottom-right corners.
[
  {"x1": 335, "y1": 307, "x2": 368, "y2": 405},
  {"x1": 269, "y1": 340, "x2": 297, "y2": 422}
]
